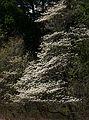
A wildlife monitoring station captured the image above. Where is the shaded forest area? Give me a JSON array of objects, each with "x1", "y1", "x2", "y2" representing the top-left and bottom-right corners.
[
  {"x1": 0, "y1": 0, "x2": 60, "y2": 57},
  {"x1": 0, "y1": 0, "x2": 89, "y2": 54},
  {"x1": 0, "y1": 0, "x2": 79, "y2": 54}
]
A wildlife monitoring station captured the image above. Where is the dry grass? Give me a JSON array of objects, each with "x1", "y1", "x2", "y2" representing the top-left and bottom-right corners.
[{"x1": 0, "y1": 36, "x2": 28, "y2": 103}]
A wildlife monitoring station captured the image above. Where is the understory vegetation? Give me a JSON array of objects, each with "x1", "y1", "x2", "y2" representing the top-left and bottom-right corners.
[{"x1": 65, "y1": 0, "x2": 89, "y2": 118}]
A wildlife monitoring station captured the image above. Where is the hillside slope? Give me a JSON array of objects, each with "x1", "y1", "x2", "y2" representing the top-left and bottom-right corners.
[{"x1": 0, "y1": 0, "x2": 89, "y2": 120}]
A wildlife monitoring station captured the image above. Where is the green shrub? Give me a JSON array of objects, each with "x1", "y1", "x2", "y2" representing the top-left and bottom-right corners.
[{"x1": 74, "y1": 0, "x2": 89, "y2": 26}]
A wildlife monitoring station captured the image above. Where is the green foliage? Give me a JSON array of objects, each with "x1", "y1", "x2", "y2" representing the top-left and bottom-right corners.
[
  {"x1": 0, "y1": 0, "x2": 16, "y2": 24},
  {"x1": 0, "y1": 0, "x2": 42, "y2": 57},
  {"x1": 74, "y1": 0, "x2": 89, "y2": 26},
  {"x1": 0, "y1": 0, "x2": 31, "y2": 34},
  {"x1": 67, "y1": 33, "x2": 89, "y2": 102},
  {"x1": 4, "y1": 15, "x2": 14, "y2": 25},
  {"x1": 65, "y1": 0, "x2": 89, "y2": 27}
]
